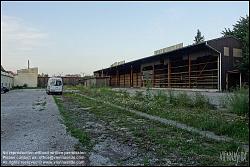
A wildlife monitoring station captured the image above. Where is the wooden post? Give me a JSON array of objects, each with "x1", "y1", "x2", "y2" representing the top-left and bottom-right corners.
[
  {"x1": 152, "y1": 65, "x2": 155, "y2": 87},
  {"x1": 226, "y1": 72, "x2": 228, "y2": 90},
  {"x1": 240, "y1": 72, "x2": 242, "y2": 89},
  {"x1": 124, "y1": 72, "x2": 125, "y2": 88},
  {"x1": 189, "y1": 55, "x2": 191, "y2": 88},
  {"x1": 116, "y1": 69, "x2": 118, "y2": 87},
  {"x1": 168, "y1": 60, "x2": 171, "y2": 87},
  {"x1": 137, "y1": 73, "x2": 138, "y2": 86},
  {"x1": 130, "y1": 65, "x2": 133, "y2": 87}
]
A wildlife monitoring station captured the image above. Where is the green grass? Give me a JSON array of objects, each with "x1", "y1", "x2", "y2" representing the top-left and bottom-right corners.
[
  {"x1": 70, "y1": 128, "x2": 91, "y2": 145},
  {"x1": 66, "y1": 86, "x2": 249, "y2": 143},
  {"x1": 61, "y1": 92, "x2": 248, "y2": 166},
  {"x1": 226, "y1": 87, "x2": 249, "y2": 116},
  {"x1": 53, "y1": 95, "x2": 92, "y2": 149}
]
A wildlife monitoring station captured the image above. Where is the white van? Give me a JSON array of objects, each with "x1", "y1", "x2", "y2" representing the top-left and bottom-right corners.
[{"x1": 46, "y1": 77, "x2": 63, "y2": 95}]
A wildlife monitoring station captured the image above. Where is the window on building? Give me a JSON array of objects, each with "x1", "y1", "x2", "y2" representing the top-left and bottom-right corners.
[
  {"x1": 224, "y1": 47, "x2": 229, "y2": 56},
  {"x1": 233, "y1": 48, "x2": 242, "y2": 57}
]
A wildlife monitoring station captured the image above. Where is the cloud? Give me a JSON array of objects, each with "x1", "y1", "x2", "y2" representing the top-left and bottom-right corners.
[{"x1": 1, "y1": 15, "x2": 48, "y2": 52}]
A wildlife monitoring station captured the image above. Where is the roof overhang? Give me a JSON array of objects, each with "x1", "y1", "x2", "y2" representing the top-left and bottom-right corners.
[{"x1": 94, "y1": 42, "x2": 220, "y2": 74}]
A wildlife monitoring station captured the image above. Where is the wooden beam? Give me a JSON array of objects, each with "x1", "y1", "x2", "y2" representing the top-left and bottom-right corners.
[
  {"x1": 168, "y1": 61, "x2": 171, "y2": 87},
  {"x1": 153, "y1": 65, "x2": 155, "y2": 87},
  {"x1": 137, "y1": 73, "x2": 138, "y2": 86},
  {"x1": 116, "y1": 70, "x2": 118, "y2": 86},
  {"x1": 130, "y1": 65, "x2": 133, "y2": 87},
  {"x1": 240, "y1": 72, "x2": 242, "y2": 89},
  {"x1": 124, "y1": 72, "x2": 125, "y2": 88}
]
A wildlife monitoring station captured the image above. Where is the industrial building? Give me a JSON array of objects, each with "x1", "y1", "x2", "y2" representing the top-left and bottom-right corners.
[
  {"x1": 94, "y1": 36, "x2": 245, "y2": 91},
  {"x1": 1, "y1": 65, "x2": 14, "y2": 89}
]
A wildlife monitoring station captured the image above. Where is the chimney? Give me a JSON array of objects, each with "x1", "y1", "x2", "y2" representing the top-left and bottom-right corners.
[{"x1": 28, "y1": 60, "x2": 30, "y2": 69}]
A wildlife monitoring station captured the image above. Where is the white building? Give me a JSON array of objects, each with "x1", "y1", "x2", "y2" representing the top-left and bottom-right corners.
[
  {"x1": 1, "y1": 65, "x2": 14, "y2": 89},
  {"x1": 14, "y1": 67, "x2": 38, "y2": 87}
]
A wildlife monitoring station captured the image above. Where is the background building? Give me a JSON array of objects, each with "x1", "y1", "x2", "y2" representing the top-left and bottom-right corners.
[{"x1": 14, "y1": 67, "x2": 38, "y2": 87}]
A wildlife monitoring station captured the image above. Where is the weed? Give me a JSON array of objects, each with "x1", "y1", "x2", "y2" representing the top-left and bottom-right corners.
[
  {"x1": 53, "y1": 95, "x2": 92, "y2": 149},
  {"x1": 193, "y1": 92, "x2": 211, "y2": 109},
  {"x1": 134, "y1": 91, "x2": 144, "y2": 101},
  {"x1": 63, "y1": 93, "x2": 246, "y2": 165},
  {"x1": 174, "y1": 92, "x2": 193, "y2": 108},
  {"x1": 227, "y1": 88, "x2": 249, "y2": 117},
  {"x1": 143, "y1": 157, "x2": 150, "y2": 166},
  {"x1": 41, "y1": 101, "x2": 46, "y2": 106},
  {"x1": 70, "y1": 128, "x2": 91, "y2": 146},
  {"x1": 65, "y1": 86, "x2": 249, "y2": 143}
]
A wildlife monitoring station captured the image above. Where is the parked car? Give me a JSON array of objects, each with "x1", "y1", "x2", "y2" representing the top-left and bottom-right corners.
[
  {"x1": 1, "y1": 86, "x2": 9, "y2": 94},
  {"x1": 46, "y1": 77, "x2": 63, "y2": 95}
]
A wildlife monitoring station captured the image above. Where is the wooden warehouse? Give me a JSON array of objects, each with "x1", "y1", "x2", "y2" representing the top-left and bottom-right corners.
[{"x1": 94, "y1": 36, "x2": 244, "y2": 91}]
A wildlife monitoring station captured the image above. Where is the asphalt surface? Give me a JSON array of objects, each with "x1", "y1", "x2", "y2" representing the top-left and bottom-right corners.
[{"x1": 1, "y1": 89, "x2": 80, "y2": 165}]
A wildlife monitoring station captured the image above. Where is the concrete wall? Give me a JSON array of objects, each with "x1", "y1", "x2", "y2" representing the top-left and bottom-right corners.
[
  {"x1": 85, "y1": 77, "x2": 110, "y2": 87},
  {"x1": 14, "y1": 67, "x2": 38, "y2": 87},
  {"x1": 1, "y1": 71, "x2": 14, "y2": 89}
]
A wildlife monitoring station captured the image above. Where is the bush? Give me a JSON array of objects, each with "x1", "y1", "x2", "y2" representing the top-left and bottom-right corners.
[
  {"x1": 134, "y1": 91, "x2": 144, "y2": 101},
  {"x1": 227, "y1": 88, "x2": 249, "y2": 116},
  {"x1": 168, "y1": 90, "x2": 176, "y2": 104},
  {"x1": 23, "y1": 83, "x2": 28, "y2": 88},
  {"x1": 13, "y1": 85, "x2": 23, "y2": 89},
  {"x1": 175, "y1": 92, "x2": 193, "y2": 108},
  {"x1": 193, "y1": 92, "x2": 211, "y2": 109},
  {"x1": 154, "y1": 90, "x2": 170, "y2": 107}
]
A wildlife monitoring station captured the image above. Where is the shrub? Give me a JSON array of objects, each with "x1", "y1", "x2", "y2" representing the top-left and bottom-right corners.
[
  {"x1": 154, "y1": 90, "x2": 169, "y2": 107},
  {"x1": 193, "y1": 92, "x2": 211, "y2": 109},
  {"x1": 23, "y1": 83, "x2": 28, "y2": 88},
  {"x1": 227, "y1": 88, "x2": 249, "y2": 116},
  {"x1": 13, "y1": 85, "x2": 23, "y2": 89},
  {"x1": 168, "y1": 89, "x2": 176, "y2": 104},
  {"x1": 134, "y1": 91, "x2": 144, "y2": 101},
  {"x1": 175, "y1": 92, "x2": 193, "y2": 108}
]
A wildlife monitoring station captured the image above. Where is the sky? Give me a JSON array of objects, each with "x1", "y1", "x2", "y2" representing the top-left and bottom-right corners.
[{"x1": 1, "y1": 1, "x2": 249, "y2": 76}]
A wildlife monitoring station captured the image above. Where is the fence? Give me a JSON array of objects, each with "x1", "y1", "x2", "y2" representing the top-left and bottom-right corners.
[{"x1": 37, "y1": 77, "x2": 85, "y2": 88}]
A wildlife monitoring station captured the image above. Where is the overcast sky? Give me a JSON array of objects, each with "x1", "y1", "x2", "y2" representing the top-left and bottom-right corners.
[{"x1": 1, "y1": 1, "x2": 249, "y2": 76}]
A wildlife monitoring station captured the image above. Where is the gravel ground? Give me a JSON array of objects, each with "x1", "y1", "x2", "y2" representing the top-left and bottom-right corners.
[{"x1": 1, "y1": 89, "x2": 82, "y2": 166}]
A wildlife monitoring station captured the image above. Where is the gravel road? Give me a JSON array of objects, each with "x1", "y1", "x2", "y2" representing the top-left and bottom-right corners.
[{"x1": 1, "y1": 89, "x2": 82, "y2": 166}]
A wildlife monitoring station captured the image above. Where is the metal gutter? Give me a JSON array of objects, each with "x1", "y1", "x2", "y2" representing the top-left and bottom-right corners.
[{"x1": 205, "y1": 42, "x2": 222, "y2": 92}]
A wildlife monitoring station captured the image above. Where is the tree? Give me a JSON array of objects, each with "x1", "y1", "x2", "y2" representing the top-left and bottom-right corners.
[
  {"x1": 193, "y1": 29, "x2": 205, "y2": 44},
  {"x1": 222, "y1": 15, "x2": 249, "y2": 74}
]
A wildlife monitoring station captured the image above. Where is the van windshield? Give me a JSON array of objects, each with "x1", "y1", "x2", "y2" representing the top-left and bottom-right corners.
[
  {"x1": 55, "y1": 80, "x2": 62, "y2": 86},
  {"x1": 49, "y1": 79, "x2": 62, "y2": 86}
]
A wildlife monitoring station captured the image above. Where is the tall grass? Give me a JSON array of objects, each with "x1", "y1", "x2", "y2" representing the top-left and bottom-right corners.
[{"x1": 227, "y1": 87, "x2": 249, "y2": 117}]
